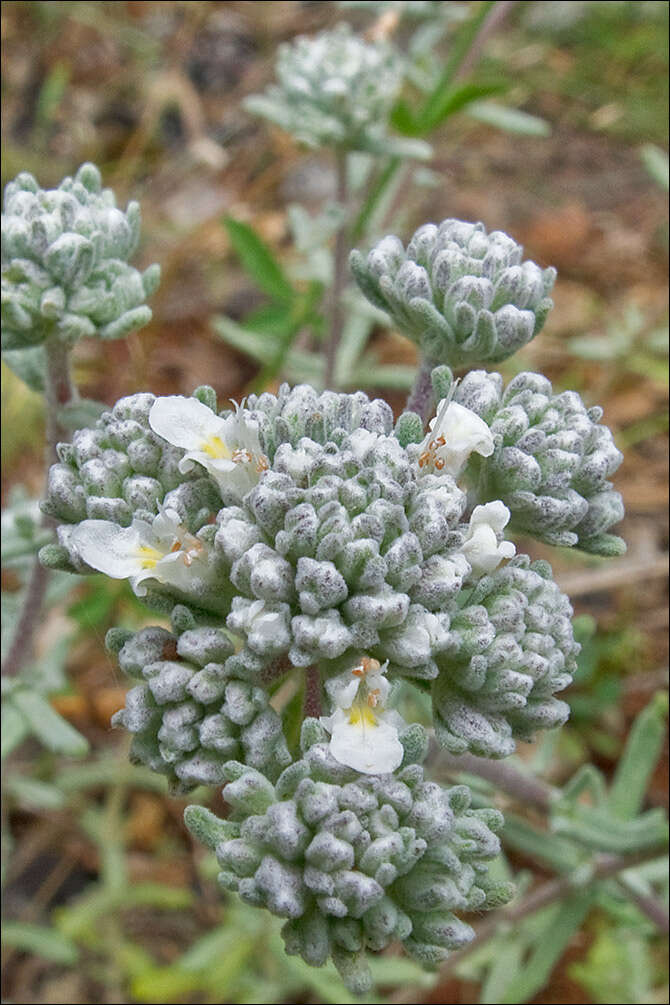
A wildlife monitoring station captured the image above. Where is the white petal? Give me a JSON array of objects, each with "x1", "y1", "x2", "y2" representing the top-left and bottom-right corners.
[
  {"x1": 469, "y1": 501, "x2": 511, "y2": 535},
  {"x1": 328, "y1": 710, "x2": 404, "y2": 775},
  {"x1": 325, "y1": 671, "x2": 360, "y2": 710},
  {"x1": 149, "y1": 396, "x2": 225, "y2": 450},
  {"x1": 71, "y1": 520, "x2": 144, "y2": 578}
]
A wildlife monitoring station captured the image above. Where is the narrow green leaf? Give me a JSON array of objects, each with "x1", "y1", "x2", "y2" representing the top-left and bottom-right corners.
[
  {"x1": 500, "y1": 892, "x2": 594, "y2": 1003},
  {"x1": 223, "y1": 217, "x2": 294, "y2": 304},
  {"x1": 57, "y1": 398, "x2": 108, "y2": 431},
  {"x1": 5, "y1": 774, "x2": 66, "y2": 810},
  {"x1": 466, "y1": 101, "x2": 551, "y2": 136},
  {"x1": 2, "y1": 921, "x2": 79, "y2": 964},
  {"x1": 390, "y1": 100, "x2": 420, "y2": 136},
  {"x1": 213, "y1": 314, "x2": 276, "y2": 365},
  {"x1": 608, "y1": 692, "x2": 668, "y2": 820},
  {"x1": 1, "y1": 701, "x2": 29, "y2": 759},
  {"x1": 479, "y1": 938, "x2": 525, "y2": 1004},
  {"x1": 419, "y1": 81, "x2": 505, "y2": 132},
  {"x1": 11, "y1": 688, "x2": 89, "y2": 757},
  {"x1": 641, "y1": 143, "x2": 669, "y2": 191}
]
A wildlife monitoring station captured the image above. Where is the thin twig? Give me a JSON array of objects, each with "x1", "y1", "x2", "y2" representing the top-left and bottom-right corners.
[
  {"x1": 2, "y1": 337, "x2": 76, "y2": 678},
  {"x1": 405, "y1": 356, "x2": 436, "y2": 423},
  {"x1": 437, "y1": 748, "x2": 556, "y2": 812},
  {"x1": 438, "y1": 845, "x2": 668, "y2": 978},
  {"x1": 324, "y1": 150, "x2": 349, "y2": 390},
  {"x1": 556, "y1": 553, "x2": 668, "y2": 598},
  {"x1": 616, "y1": 875, "x2": 669, "y2": 934},
  {"x1": 304, "y1": 666, "x2": 322, "y2": 719}
]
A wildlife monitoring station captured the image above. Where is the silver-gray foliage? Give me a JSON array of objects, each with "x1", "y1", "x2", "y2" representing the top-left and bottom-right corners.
[
  {"x1": 350, "y1": 219, "x2": 556, "y2": 366},
  {"x1": 184, "y1": 719, "x2": 511, "y2": 993},
  {"x1": 453, "y1": 370, "x2": 625, "y2": 555},
  {"x1": 2, "y1": 163, "x2": 159, "y2": 351},
  {"x1": 245, "y1": 23, "x2": 429, "y2": 158}
]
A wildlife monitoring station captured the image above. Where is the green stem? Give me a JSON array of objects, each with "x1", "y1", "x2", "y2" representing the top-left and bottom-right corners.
[
  {"x1": 324, "y1": 150, "x2": 349, "y2": 390},
  {"x1": 1, "y1": 336, "x2": 77, "y2": 678}
]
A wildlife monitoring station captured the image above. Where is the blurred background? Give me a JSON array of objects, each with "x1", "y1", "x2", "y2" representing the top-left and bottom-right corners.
[{"x1": 1, "y1": 2, "x2": 668, "y2": 1003}]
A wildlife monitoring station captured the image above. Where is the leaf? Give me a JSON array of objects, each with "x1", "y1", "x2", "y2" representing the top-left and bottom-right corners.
[
  {"x1": 5, "y1": 774, "x2": 66, "y2": 810},
  {"x1": 419, "y1": 81, "x2": 505, "y2": 133},
  {"x1": 1, "y1": 345, "x2": 46, "y2": 392},
  {"x1": 467, "y1": 101, "x2": 551, "y2": 136},
  {"x1": 608, "y1": 692, "x2": 668, "y2": 820},
  {"x1": 223, "y1": 217, "x2": 294, "y2": 304},
  {"x1": 12, "y1": 688, "x2": 89, "y2": 757},
  {"x1": 641, "y1": 143, "x2": 669, "y2": 191},
  {"x1": 57, "y1": 398, "x2": 108, "y2": 431},
  {"x1": 500, "y1": 892, "x2": 595, "y2": 1003},
  {"x1": 2, "y1": 921, "x2": 79, "y2": 965},
  {"x1": 1, "y1": 701, "x2": 29, "y2": 759}
]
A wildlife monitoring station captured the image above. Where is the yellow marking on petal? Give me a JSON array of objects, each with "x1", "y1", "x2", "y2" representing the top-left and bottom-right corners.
[
  {"x1": 201, "y1": 435, "x2": 232, "y2": 459},
  {"x1": 348, "y1": 704, "x2": 378, "y2": 728},
  {"x1": 136, "y1": 545, "x2": 164, "y2": 569}
]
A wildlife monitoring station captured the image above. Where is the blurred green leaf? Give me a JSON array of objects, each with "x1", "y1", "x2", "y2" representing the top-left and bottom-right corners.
[
  {"x1": 1, "y1": 701, "x2": 29, "y2": 759},
  {"x1": 467, "y1": 101, "x2": 551, "y2": 135},
  {"x1": 641, "y1": 143, "x2": 669, "y2": 190},
  {"x1": 11, "y1": 688, "x2": 89, "y2": 757},
  {"x1": 569, "y1": 925, "x2": 657, "y2": 1004},
  {"x1": 2, "y1": 921, "x2": 79, "y2": 965},
  {"x1": 500, "y1": 892, "x2": 595, "y2": 1003},
  {"x1": 5, "y1": 774, "x2": 66, "y2": 810},
  {"x1": 57, "y1": 398, "x2": 108, "y2": 431},
  {"x1": 608, "y1": 692, "x2": 668, "y2": 820},
  {"x1": 224, "y1": 217, "x2": 294, "y2": 304}
]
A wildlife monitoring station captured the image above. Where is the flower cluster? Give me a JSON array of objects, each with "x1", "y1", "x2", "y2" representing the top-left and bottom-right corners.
[
  {"x1": 43, "y1": 381, "x2": 578, "y2": 764},
  {"x1": 245, "y1": 23, "x2": 428, "y2": 158},
  {"x1": 350, "y1": 218, "x2": 556, "y2": 366},
  {"x1": 452, "y1": 369, "x2": 625, "y2": 555},
  {"x1": 27, "y1": 189, "x2": 626, "y2": 986},
  {"x1": 184, "y1": 719, "x2": 511, "y2": 993},
  {"x1": 1, "y1": 163, "x2": 159, "y2": 351}
]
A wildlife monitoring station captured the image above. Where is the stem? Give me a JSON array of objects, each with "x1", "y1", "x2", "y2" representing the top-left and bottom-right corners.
[
  {"x1": 324, "y1": 150, "x2": 349, "y2": 390},
  {"x1": 2, "y1": 336, "x2": 76, "y2": 678},
  {"x1": 304, "y1": 666, "x2": 322, "y2": 719},
  {"x1": 438, "y1": 845, "x2": 668, "y2": 978},
  {"x1": 438, "y1": 748, "x2": 556, "y2": 812},
  {"x1": 405, "y1": 356, "x2": 436, "y2": 422}
]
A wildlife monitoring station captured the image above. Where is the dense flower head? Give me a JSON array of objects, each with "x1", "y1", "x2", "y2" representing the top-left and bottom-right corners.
[
  {"x1": 452, "y1": 369, "x2": 626, "y2": 555},
  {"x1": 350, "y1": 218, "x2": 556, "y2": 366},
  {"x1": 2, "y1": 163, "x2": 159, "y2": 350},
  {"x1": 245, "y1": 23, "x2": 428, "y2": 158},
  {"x1": 107, "y1": 621, "x2": 291, "y2": 793},
  {"x1": 184, "y1": 720, "x2": 511, "y2": 993},
  {"x1": 43, "y1": 381, "x2": 577, "y2": 757}
]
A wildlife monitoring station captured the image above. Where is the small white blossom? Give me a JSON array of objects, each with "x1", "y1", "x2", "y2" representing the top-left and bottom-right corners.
[
  {"x1": 418, "y1": 399, "x2": 494, "y2": 477},
  {"x1": 149, "y1": 396, "x2": 268, "y2": 499},
  {"x1": 70, "y1": 506, "x2": 210, "y2": 596},
  {"x1": 320, "y1": 657, "x2": 404, "y2": 775},
  {"x1": 461, "y1": 501, "x2": 516, "y2": 576}
]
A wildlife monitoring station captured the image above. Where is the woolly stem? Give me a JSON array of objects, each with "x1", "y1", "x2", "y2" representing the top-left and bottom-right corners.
[
  {"x1": 2, "y1": 336, "x2": 76, "y2": 678},
  {"x1": 324, "y1": 149, "x2": 349, "y2": 391},
  {"x1": 304, "y1": 666, "x2": 322, "y2": 719},
  {"x1": 405, "y1": 355, "x2": 436, "y2": 422},
  {"x1": 438, "y1": 748, "x2": 555, "y2": 812}
]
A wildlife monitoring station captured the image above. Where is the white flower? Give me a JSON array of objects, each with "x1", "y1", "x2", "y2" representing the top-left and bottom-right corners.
[
  {"x1": 149, "y1": 396, "x2": 269, "y2": 499},
  {"x1": 461, "y1": 501, "x2": 516, "y2": 576},
  {"x1": 320, "y1": 657, "x2": 404, "y2": 775},
  {"x1": 418, "y1": 399, "x2": 494, "y2": 477},
  {"x1": 70, "y1": 506, "x2": 209, "y2": 596}
]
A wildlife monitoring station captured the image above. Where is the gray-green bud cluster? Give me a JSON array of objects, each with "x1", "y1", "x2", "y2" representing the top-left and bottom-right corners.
[
  {"x1": 452, "y1": 370, "x2": 625, "y2": 555},
  {"x1": 107, "y1": 621, "x2": 291, "y2": 793},
  {"x1": 433, "y1": 555, "x2": 579, "y2": 758},
  {"x1": 184, "y1": 720, "x2": 511, "y2": 993},
  {"x1": 350, "y1": 219, "x2": 556, "y2": 367},
  {"x1": 2, "y1": 163, "x2": 159, "y2": 350},
  {"x1": 245, "y1": 23, "x2": 428, "y2": 158}
]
